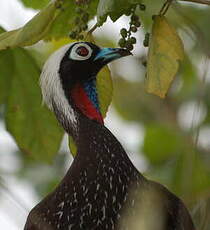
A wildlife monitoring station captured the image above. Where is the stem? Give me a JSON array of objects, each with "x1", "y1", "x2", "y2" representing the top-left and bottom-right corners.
[
  {"x1": 88, "y1": 23, "x2": 98, "y2": 35},
  {"x1": 159, "y1": 0, "x2": 174, "y2": 15},
  {"x1": 179, "y1": 0, "x2": 210, "y2": 5}
]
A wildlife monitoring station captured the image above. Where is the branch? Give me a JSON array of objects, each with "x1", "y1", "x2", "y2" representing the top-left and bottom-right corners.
[
  {"x1": 179, "y1": 0, "x2": 210, "y2": 5},
  {"x1": 88, "y1": 23, "x2": 98, "y2": 35}
]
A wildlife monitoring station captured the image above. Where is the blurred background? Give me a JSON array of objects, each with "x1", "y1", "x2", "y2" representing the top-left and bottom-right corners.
[{"x1": 0, "y1": 0, "x2": 210, "y2": 229}]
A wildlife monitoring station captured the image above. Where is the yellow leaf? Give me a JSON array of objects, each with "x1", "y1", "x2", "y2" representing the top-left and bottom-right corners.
[{"x1": 146, "y1": 15, "x2": 184, "y2": 98}]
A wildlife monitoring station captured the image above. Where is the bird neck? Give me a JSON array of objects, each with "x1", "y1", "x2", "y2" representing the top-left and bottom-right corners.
[
  {"x1": 71, "y1": 78, "x2": 104, "y2": 125},
  {"x1": 52, "y1": 77, "x2": 104, "y2": 143}
]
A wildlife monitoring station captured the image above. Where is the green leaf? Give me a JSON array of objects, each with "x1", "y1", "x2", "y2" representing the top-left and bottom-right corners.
[
  {"x1": 0, "y1": 2, "x2": 58, "y2": 50},
  {"x1": 0, "y1": 0, "x2": 98, "y2": 47},
  {"x1": 46, "y1": 0, "x2": 98, "y2": 40},
  {"x1": 143, "y1": 124, "x2": 183, "y2": 165},
  {"x1": 97, "y1": 0, "x2": 142, "y2": 26},
  {"x1": 0, "y1": 49, "x2": 14, "y2": 104},
  {"x1": 0, "y1": 29, "x2": 20, "y2": 50},
  {"x1": 20, "y1": 0, "x2": 50, "y2": 9},
  {"x1": 45, "y1": 1, "x2": 76, "y2": 40},
  {"x1": 172, "y1": 152, "x2": 210, "y2": 201},
  {"x1": 145, "y1": 15, "x2": 184, "y2": 98},
  {"x1": 97, "y1": 66, "x2": 113, "y2": 118},
  {"x1": 177, "y1": 55, "x2": 199, "y2": 100},
  {"x1": 5, "y1": 48, "x2": 63, "y2": 162},
  {"x1": 68, "y1": 136, "x2": 77, "y2": 158}
]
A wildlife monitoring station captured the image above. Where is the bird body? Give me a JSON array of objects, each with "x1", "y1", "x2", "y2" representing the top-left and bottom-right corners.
[{"x1": 24, "y1": 42, "x2": 195, "y2": 230}]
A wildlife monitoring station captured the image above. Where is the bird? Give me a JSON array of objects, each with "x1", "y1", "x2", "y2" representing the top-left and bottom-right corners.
[{"x1": 24, "y1": 41, "x2": 195, "y2": 230}]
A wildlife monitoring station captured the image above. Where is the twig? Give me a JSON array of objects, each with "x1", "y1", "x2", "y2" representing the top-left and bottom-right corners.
[
  {"x1": 88, "y1": 23, "x2": 98, "y2": 35},
  {"x1": 159, "y1": 0, "x2": 174, "y2": 15},
  {"x1": 179, "y1": 0, "x2": 210, "y2": 5}
]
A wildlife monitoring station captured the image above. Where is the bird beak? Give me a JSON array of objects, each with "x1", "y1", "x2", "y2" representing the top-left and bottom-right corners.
[{"x1": 94, "y1": 48, "x2": 132, "y2": 65}]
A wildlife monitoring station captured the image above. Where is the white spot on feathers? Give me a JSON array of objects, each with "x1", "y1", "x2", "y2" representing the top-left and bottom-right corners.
[
  {"x1": 56, "y1": 211, "x2": 63, "y2": 220},
  {"x1": 58, "y1": 201, "x2": 65, "y2": 209}
]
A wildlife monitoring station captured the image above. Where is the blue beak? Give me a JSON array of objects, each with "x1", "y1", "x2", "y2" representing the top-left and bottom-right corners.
[{"x1": 94, "y1": 48, "x2": 132, "y2": 64}]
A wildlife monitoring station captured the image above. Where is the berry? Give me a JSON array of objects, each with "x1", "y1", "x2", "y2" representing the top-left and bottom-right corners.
[
  {"x1": 130, "y1": 37, "x2": 136, "y2": 44},
  {"x1": 131, "y1": 14, "x2": 139, "y2": 22},
  {"x1": 134, "y1": 21, "x2": 141, "y2": 27},
  {"x1": 139, "y1": 4, "x2": 146, "y2": 11},
  {"x1": 143, "y1": 33, "x2": 150, "y2": 47},
  {"x1": 82, "y1": 24, "x2": 88, "y2": 30},
  {"x1": 125, "y1": 42, "x2": 133, "y2": 51},
  {"x1": 120, "y1": 28, "x2": 127, "y2": 38},
  {"x1": 74, "y1": 17, "x2": 80, "y2": 24},
  {"x1": 152, "y1": 15, "x2": 157, "y2": 21},
  {"x1": 82, "y1": 13, "x2": 89, "y2": 22},
  {"x1": 69, "y1": 31, "x2": 77, "y2": 39},
  {"x1": 131, "y1": 26, "x2": 137, "y2": 33},
  {"x1": 142, "y1": 60, "x2": 147, "y2": 67},
  {"x1": 119, "y1": 38, "x2": 126, "y2": 48},
  {"x1": 77, "y1": 26, "x2": 83, "y2": 33},
  {"x1": 75, "y1": 7, "x2": 83, "y2": 14},
  {"x1": 125, "y1": 10, "x2": 131, "y2": 16},
  {"x1": 77, "y1": 34, "x2": 84, "y2": 40}
]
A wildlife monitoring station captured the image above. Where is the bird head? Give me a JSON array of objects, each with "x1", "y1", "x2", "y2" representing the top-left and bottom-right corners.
[{"x1": 40, "y1": 42, "x2": 131, "y2": 126}]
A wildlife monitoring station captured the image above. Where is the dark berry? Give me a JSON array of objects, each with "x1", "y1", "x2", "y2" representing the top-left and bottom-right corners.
[
  {"x1": 78, "y1": 34, "x2": 84, "y2": 40},
  {"x1": 69, "y1": 31, "x2": 77, "y2": 39},
  {"x1": 134, "y1": 21, "x2": 141, "y2": 27},
  {"x1": 74, "y1": 17, "x2": 80, "y2": 24},
  {"x1": 75, "y1": 7, "x2": 83, "y2": 14},
  {"x1": 125, "y1": 42, "x2": 134, "y2": 51},
  {"x1": 120, "y1": 28, "x2": 127, "y2": 38},
  {"x1": 143, "y1": 33, "x2": 150, "y2": 47},
  {"x1": 142, "y1": 60, "x2": 147, "y2": 67},
  {"x1": 152, "y1": 15, "x2": 157, "y2": 21},
  {"x1": 139, "y1": 4, "x2": 146, "y2": 11},
  {"x1": 82, "y1": 24, "x2": 88, "y2": 30},
  {"x1": 130, "y1": 37, "x2": 136, "y2": 44},
  {"x1": 76, "y1": 27, "x2": 82, "y2": 33},
  {"x1": 131, "y1": 26, "x2": 137, "y2": 33},
  {"x1": 131, "y1": 14, "x2": 139, "y2": 22},
  {"x1": 143, "y1": 41, "x2": 148, "y2": 47},
  {"x1": 125, "y1": 7, "x2": 132, "y2": 16},
  {"x1": 118, "y1": 38, "x2": 126, "y2": 48},
  {"x1": 82, "y1": 13, "x2": 89, "y2": 22}
]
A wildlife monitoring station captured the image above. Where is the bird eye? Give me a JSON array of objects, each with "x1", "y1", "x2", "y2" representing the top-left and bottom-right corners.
[
  {"x1": 76, "y1": 46, "x2": 89, "y2": 57},
  {"x1": 70, "y1": 43, "x2": 93, "y2": 61}
]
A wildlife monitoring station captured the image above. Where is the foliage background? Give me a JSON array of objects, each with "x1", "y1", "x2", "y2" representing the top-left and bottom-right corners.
[{"x1": 0, "y1": 0, "x2": 210, "y2": 229}]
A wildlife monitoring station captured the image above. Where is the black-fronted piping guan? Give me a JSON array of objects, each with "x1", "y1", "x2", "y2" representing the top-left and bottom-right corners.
[{"x1": 24, "y1": 42, "x2": 195, "y2": 230}]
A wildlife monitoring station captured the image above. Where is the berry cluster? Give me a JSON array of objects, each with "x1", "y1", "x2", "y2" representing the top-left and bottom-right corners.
[
  {"x1": 69, "y1": 1, "x2": 90, "y2": 40},
  {"x1": 118, "y1": 4, "x2": 146, "y2": 51},
  {"x1": 143, "y1": 32, "x2": 150, "y2": 47}
]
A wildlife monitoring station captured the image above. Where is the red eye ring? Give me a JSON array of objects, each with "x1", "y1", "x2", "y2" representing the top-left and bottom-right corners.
[{"x1": 76, "y1": 46, "x2": 89, "y2": 57}]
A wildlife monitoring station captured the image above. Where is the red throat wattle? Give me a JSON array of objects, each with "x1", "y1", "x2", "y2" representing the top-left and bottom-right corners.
[{"x1": 71, "y1": 84, "x2": 103, "y2": 124}]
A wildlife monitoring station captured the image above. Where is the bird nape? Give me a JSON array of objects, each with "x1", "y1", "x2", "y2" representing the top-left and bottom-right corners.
[{"x1": 24, "y1": 42, "x2": 195, "y2": 230}]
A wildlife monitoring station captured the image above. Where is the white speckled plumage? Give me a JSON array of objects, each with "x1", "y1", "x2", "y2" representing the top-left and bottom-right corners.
[{"x1": 24, "y1": 42, "x2": 195, "y2": 230}]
